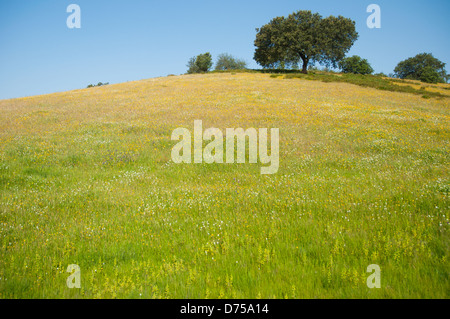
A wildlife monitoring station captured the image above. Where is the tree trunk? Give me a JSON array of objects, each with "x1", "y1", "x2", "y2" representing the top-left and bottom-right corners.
[{"x1": 301, "y1": 57, "x2": 309, "y2": 74}]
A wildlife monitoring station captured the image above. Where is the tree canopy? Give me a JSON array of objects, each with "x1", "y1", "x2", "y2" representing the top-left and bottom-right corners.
[
  {"x1": 254, "y1": 10, "x2": 358, "y2": 73},
  {"x1": 394, "y1": 53, "x2": 447, "y2": 83}
]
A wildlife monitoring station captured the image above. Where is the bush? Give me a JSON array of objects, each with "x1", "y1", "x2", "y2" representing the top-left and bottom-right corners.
[
  {"x1": 215, "y1": 53, "x2": 247, "y2": 71},
  {"x1": 338, "y1": 56, "x2": 374, "y2": 75},
  {"x1": 187, "y1": 53, "x2": 213, "y2": 74}
]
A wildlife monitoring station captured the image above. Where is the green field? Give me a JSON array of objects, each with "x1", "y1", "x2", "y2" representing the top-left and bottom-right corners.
[{"x1": 0, "y1": 73, "x2": 449, "y2": 298}]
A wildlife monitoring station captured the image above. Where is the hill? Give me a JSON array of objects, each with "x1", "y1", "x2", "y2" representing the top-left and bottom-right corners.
[{"x1": 0, "y1": 73, "x2": 448, "y2": 298}]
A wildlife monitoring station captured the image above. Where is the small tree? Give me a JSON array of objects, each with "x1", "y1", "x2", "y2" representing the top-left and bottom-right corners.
[
  {"x1": 187, "y1": 53, "x2": 213, "y2": 74},
  {"x1": 215, "y1": 53, "x2": 247, "y2": 71},
  {"x1": 186, "y1": 57, "x2": 199, "y2": 74},
  {"x1": 339, "y1": 56, "x2": 374, "y2": 75},
  {"x1": 394, "y1": 53, "x2": 447, "y2": 83}
]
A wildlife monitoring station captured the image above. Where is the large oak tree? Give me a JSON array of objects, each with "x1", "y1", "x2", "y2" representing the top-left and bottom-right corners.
[{"x1": 254, "y1": 10, "x2": 358, "y2": 73}]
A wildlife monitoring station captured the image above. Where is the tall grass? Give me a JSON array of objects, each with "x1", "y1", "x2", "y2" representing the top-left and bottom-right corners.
[{"x1": 0, "y1": 73, "x2": 448, "y2": 298}]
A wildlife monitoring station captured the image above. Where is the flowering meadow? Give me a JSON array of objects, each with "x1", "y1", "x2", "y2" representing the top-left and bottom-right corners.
[{"x1": 0, "y1": 73, "x2": 448, "y2": 298}]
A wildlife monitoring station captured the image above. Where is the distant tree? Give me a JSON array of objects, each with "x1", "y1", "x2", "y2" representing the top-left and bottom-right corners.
[
  {"x1": 215, "y1": 53, "x2": 247, "y2": 71},
  {"x1": 394, "y1": 53, "x2": 447, "y2": 83},
  {"x1": 339, "y1": 56, "x2": 374, "y2": 75},
  {"x1": 196, "y1": 53, "x2": 213, "y2": 72},
  {"x1": 308, "y1": 65, "x2": 319, "y2": 72},
  {"x1": 254, "y1": 10, "x2": 358, "y2": 74},
  {"x1": 87, "y1": 82, "x2": 109, "y2": 88},
  {"x1": 187, "y1": 53, "x2": 213, "y2": 74},
  {"x1": 186, "y1": 57, "x2": 199, "y2": 74}
]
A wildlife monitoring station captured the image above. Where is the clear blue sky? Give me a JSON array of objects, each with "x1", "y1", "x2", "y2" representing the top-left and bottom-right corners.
[{"x1": 0, "y1": 0, "x2": 449, "y2": 100}]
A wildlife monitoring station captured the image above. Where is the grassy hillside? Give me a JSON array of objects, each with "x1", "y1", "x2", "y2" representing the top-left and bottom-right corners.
[{"x1": 0, "y1": 73, "x2": 449, "y2": 298}]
